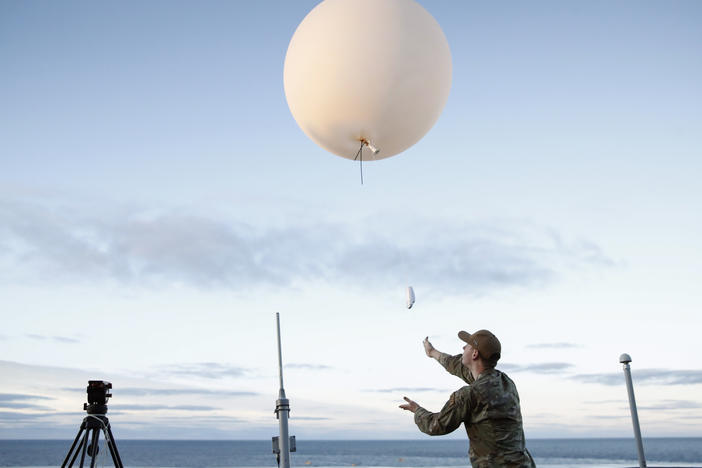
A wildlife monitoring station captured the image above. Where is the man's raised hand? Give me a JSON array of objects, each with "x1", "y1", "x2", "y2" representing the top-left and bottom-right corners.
[{"x1": 423, "y1": 336, "x2": 436, "y2": 358}]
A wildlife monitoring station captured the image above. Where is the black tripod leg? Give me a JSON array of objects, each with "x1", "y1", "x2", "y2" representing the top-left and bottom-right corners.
[
  {"x1": 88, "y1": 426, "x2": 100, "y2": 468},
  {"x1": 104, "y1": 424, "x2": 125, "y2": 468},
  {"x1": 78, "y1": 426, "x2": 92, "y2": 468},
  {"x1": 61, "y1": 423, "x2": 86, "y2": 468},
  {"x1": 67, "y1": 432, "x2": 87, "y2": 468}
]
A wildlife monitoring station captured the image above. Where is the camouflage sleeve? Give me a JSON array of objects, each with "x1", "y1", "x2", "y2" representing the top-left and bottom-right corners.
[
  {"x1": 438, "y1": 353, "x2": 474, "y2": 384},
  {"x1": 413, "y1": 388, "x2": 470, "y2": 436}
]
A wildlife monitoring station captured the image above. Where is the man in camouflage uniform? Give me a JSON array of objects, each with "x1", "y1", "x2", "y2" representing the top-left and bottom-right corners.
[{"x1": 399, "y1": 330, "x2": 535, "y2": 468}]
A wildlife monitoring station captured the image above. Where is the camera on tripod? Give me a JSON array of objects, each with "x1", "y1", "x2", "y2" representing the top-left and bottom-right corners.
[
  {"x1": 83, "y1": 380, "x2": 112, "y2": 413},
  {"x1": 62, "y1": 380, "x2": 123, "y2": 468}
]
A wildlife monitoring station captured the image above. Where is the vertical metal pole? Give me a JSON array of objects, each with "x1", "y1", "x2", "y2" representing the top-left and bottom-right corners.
[
  {"x1": 276, "y1": 313, "x2": 291, "y2": 468},
  {"x1": 620, "y1": 353, "x2": 646, "y2": 468}
]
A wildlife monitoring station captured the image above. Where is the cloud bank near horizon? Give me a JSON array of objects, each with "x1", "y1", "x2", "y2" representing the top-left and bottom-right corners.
[
  {"x1": 26, "y1": 334, "x2": 80, "y2": 344},
  {"x1": 500, "y1": 362, "x2": 574, "y2": 374},
  {"x1": 363, "y1": 387, "x2": 448, "y2": 393},
  {"x1": 2, "y1": 360, "x2": 702, "y2": 439},
  {"x1": 572, "y1": 369, "x2": 702, "y2": 386},
  {"x1": 525, "y1": 342, "x2": 583, "y2": 349},
  {"x1": 154, "y1": 362, "x2": 250, "y2": 380}
]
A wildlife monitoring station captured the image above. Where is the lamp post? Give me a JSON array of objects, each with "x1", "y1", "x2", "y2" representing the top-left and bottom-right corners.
[{"x1": 620, "y1": 353, "x2": 646, "y2": 468}]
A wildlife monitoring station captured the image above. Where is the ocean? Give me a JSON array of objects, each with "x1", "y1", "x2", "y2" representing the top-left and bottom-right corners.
[{"x1": 1, "y1": 439, "x2": 701, "y2": 468}]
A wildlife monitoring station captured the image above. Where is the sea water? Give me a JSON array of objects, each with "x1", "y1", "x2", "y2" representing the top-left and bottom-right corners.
[{"x1": 1, "y1": 439, "x2": 701, "y2": 467}]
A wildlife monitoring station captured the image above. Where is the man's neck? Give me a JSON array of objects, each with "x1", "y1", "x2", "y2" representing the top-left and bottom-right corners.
[{"x1": 470, "y1": 362, "x2": 486, "y2": 380}]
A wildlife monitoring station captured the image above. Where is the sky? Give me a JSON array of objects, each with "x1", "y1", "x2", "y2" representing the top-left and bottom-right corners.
[{"x1": 1, "y1": 0, "x2": 701, "y2": 441}]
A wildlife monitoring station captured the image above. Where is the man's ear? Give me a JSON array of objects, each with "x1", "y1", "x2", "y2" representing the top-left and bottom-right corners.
[{"x1": 472, "y1": 349, "x2": 479, "y2": 361}]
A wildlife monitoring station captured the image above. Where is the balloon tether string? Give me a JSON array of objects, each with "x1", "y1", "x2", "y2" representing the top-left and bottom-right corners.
[{"x1": 353, "y1": 141, "x2": 364, "y2": 185}]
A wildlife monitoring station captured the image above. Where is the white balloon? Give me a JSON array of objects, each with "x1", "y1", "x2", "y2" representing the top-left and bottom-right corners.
[{"x1": 284, "y1": 0, "x2": 452, "y2": 160}]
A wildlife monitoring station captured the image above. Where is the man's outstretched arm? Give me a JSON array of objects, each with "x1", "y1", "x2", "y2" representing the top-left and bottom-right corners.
[
  {"x1": 423, "y1": 337, "x2": 474, "y2": 384},
  {"x1": 399, "y1": 393, "x2": 466, "y2": 436}
]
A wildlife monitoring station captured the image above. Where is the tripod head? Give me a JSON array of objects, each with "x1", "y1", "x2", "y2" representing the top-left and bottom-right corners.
[{"x1": 83, "y1": 380, "x2": 112, "y2": 415}]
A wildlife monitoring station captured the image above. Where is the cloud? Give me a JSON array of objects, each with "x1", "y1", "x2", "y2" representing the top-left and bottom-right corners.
[
  {"x1": 499, "y1": 362, "x2": 574, "y2": 374},
  {"x1": 0, "y1": 410, "x2": 79, "y2": 422},
  {"x1": 525, "y1": 342, "x2": 583, "y2": 349},
  {"x1": 638, "y1": 400, "x2": 702, "y2": 410},
  {"x1": 290, "y1": 416, "x2": 330, "y2": 420},
  {"x1": 115, "y1": 404, "x2": 220, "y2": 411},
  {"x1": 155, "y1": 363, "x2": 248, "y2": 379},
  {"x1": 0, "y1": 411, "x2": 49, "y2": 421},
  {"x1": 0, "y1": 402, "x2": 54, "y2": 410},
  {"x1": 53, "y1": 336, "x2": 80, "y2": 343},
  {"x1": 0, "y1": 394, "x2": 55, "y2": 411},
  {"x1": 363, "y1": 387, "x2": 447, "y2": 393},
  {"x1": 152, "y1": 415, "x2": 244, "y2": 423},
  {"x1": 285, "y1": 363, "x2": 333, "y2": 371},
  {"x1": 25, "y1": 334, "x2": 80, "y2": 343},
  {"x1": 571, "y1": 369, "x2": 702, "y2": 386},
  {"x1": 0, "y1": 393, "x2": 54, "y2": 402},
  {"x1": 586, "y1": 414, "x2": 629, "y2": 419},
  {"x1": 114, "y1": 387, "x2": 259, "y2": 397},
  {"x1": 0, "y1": 198, "x2": 612, "y2": 294}
]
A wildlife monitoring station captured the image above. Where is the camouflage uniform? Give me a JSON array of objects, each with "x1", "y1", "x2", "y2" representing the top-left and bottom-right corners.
[{"x1": 413, "y1": 353, "x2": 535, "y2": 468}]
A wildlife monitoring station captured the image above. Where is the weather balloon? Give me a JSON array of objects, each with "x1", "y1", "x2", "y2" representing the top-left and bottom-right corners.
[{"x1": 284, "y1": 0, "x2": 452, "y2": 160}]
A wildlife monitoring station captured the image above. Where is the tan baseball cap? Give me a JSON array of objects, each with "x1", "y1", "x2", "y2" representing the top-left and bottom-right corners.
[{"x1": 458, "y1": 329, "x2": 501, "y2": 361}]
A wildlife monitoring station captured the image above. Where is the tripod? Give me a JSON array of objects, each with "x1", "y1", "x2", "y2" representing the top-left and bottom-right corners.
[{"x1": 61, "y1": 382, "x2": 124, "y2": 468}]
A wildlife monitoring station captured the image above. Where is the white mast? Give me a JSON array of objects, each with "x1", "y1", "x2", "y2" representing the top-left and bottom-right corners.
[{"x1": 273, "y1": 313, "x2": 294, "y2": 468}]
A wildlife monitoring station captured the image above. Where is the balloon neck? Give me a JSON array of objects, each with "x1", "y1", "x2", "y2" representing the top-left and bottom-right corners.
[{"x1": 361, "y1": 139, "x2": 380, "y2": 154}]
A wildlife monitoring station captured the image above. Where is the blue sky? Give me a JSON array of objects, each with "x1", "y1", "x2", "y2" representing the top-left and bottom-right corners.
[{"x1": 1, "y1": 0, "x2": 701, "y2": 440}]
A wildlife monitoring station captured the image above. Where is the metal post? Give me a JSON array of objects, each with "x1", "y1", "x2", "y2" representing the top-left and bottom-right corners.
[
  {"x1": 620, "y1": 353, "x2": 646, "y2": 468},
  {"x1": 275, "y1": 313, "x2": 291, "y2": 468}
]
